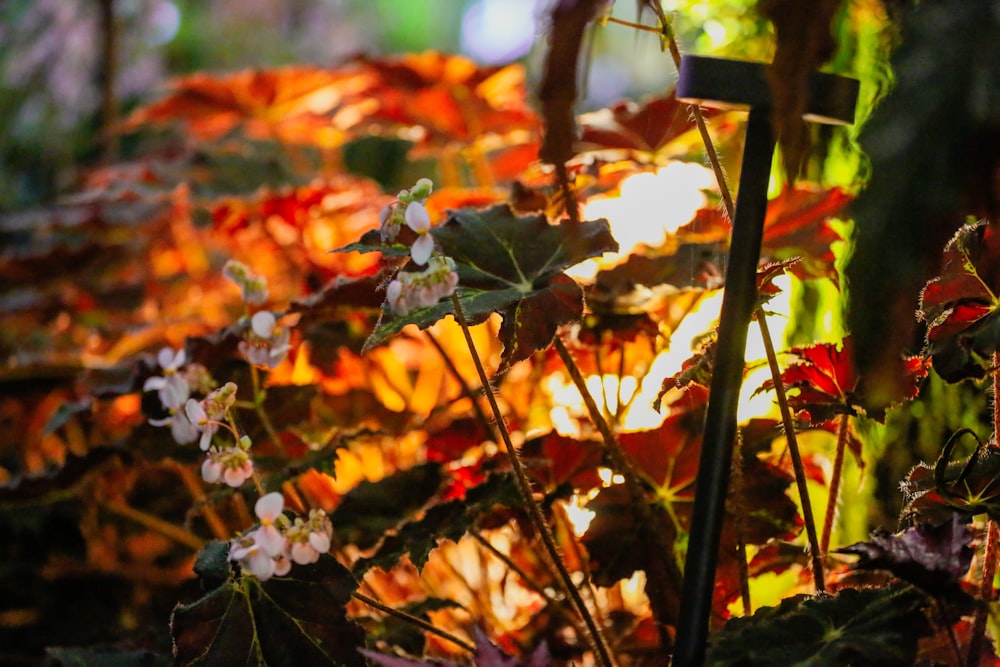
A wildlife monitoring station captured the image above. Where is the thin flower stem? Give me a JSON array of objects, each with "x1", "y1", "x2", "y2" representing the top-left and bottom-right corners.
[
  {"x1": 969, "y1": 520, "x2": 999, "y2": 667},
  {"x1": 249, "y1": 364, "x2": 281, "y2": 446},
  {"x1": 449, "y1": 294, "x2": 617, "y2": 667},
  {"x1": 351, "y1": 591, "x2": 476, "y2": 654},
  {"x1": 101, "y1": 500, "x2": 206, "y2": 551},
  {"x1": 164, "y1": 459, "x2": 230, "y2": 541},
  {"x1": 820, "y1": 413, "x2": 851, "y2": 558},
  {"x1": 556, "y1": 163, "x2": 581, "y2": 224},
  {"x1": 757, "y1": 314, "x2": 826, "y2": 591}
]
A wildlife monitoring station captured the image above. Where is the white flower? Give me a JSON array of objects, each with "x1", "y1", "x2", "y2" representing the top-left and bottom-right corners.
[
  {"x1": 285, "y1": 509, "x2": 332, "y2": 565},
  {"x1": 201, "y1": 445, "x2": 254, "y2": 487},
  {"x1": 149, "y1": 410, "x2": 199, "y2": 445},
  {"x1": 385, "y1": 255, "x2": 459, "y2": 316},
  {"x1": 405, "y1": 201, "x2": 435, "y2": 265},
  {"x1": 229, "y1": 529, "x2": 277, "y2": 581},
  {"x1": 239, "y1": 311, "x2": 291, "y2": 368}
]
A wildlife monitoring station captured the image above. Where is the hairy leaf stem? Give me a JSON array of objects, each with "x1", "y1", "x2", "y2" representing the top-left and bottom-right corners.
[
  {"x1": 820, "y1": 414, "x2": 850, "y2": 557},
  {"x1": 757, "y1": 314, "x2": 826, "y2": 591},
  {"x1": 101, "y1": 499, "x2": 206, "y2": 551},
  {"x1": 967, "y1": 352, "x2": 1000, "y2": 666},
  {"x1": 449, "y1": 294, "x2": 617, "y2": 667},
  {"x1": 351, "y1": 591, "x2": 476, "y2": 654}
]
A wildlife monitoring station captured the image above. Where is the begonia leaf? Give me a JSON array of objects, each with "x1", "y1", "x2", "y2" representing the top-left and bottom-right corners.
[
  {"x1": 358, "y1": 52, "x2": 538, "y2": 150},
  {"x1": 754, "y1": 337, "x2": 928, "y2": 424},
  {"x1": 584, "y1": 388, "x2": 799, "y2": 585},
  {"x1": 330, "y1": 462, "x2": 444, "y2": 550},
  {"x1": 171, "y1": 556, "x2": 364, "y2": 667},
  {"x1": 577, "y1": 93, "x2": 710, "y2": 160},
  {"x1": 838, "y1": 515, "x2": 975, "y2": 604},
  {"x1": 901, "y1": 429, "x2": 1000, "y2": 524},
  {"x1": 356, "y1": 473, "x2": 522, "y2": 573},
  {"x1": 123, "y1": 66, "x2": 374, "y2": 144},
  {"x1": 681, "y1": 185, "x2": 850, "y2": 281},
  {"x1": 704, "y1": 585, "x2": 931, "y2": 667},
  {"x1": 355, "y1": 205, "x2": 617, "y2": 368},
  {"x1": 918, "y1": 221, "x2": 1000, "y2": 382}
]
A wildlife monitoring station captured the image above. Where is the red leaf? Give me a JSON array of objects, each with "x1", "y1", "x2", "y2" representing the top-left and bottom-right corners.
[
  {"x1": 577, "y1": 93, "x2": 710, "y2": 159},
  {"x1": 756, "y1": 336, "x2": 928, "y2": 424},
  {"x1": 682, "y1": 185, "x2": 850, "y2": 281},
  {"x1": 919, "y1": 221, "x2": 1000, "y2": 381}
]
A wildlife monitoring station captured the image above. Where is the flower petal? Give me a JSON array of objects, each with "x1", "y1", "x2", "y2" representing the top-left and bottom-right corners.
[
  {"x1": 251, "y1": 311, "x2": 277, "y2": 338},
  {"x1": 255, "y1": 492, "x2": 284, "y2": 522},
  {"x1": 404, "y1": 201, "x2": 431, "y2": 233},
  {"x1": 410, "y1": 233, "x2": 435, "y2": 265}
]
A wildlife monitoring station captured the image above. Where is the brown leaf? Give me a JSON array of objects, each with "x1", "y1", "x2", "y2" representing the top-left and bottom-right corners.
[{"x1": 538, "y1": 0, "x2": 609, "y2": 165}]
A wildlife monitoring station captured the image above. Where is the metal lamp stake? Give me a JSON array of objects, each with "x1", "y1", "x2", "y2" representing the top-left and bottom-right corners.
[{"x1": 670, "y1": 56, "x2": 858, "y2": 667}]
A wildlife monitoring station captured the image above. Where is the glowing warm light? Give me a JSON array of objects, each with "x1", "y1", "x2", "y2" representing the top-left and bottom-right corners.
[
  {"x1": 564, "y1": 496, "x2": 597, "y2": 537},
  {"x1": 568, "y1": 162, "x2": 716, "y2": 280},
  {"x1": 597, "y1": 467, "x2": 625, "y2": 486}
]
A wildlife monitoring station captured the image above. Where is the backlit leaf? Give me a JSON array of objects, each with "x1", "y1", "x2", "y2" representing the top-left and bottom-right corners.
[
  {"x1": 681, "y1": 185, "x2": 850, "y2": 281},
  {"x1": 754, "y1": 337, "x2": 928, "y2": 424},
  {"x1": 918, "y1": 221, "x2": 1000, "y2": 382}
]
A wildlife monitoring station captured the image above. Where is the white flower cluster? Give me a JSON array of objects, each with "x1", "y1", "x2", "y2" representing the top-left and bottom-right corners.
[
  {"x1": 386, "y1": 256, "x2": 460, "y2": 316},
  {"x1": 379, "y1": 179, "x2": 460, "y2": 316},
  {"x1": 229, "y1": 493, "x2": 333, "y2": 582},
  {"x1": 144, "y1": 348, "x2": 254, "y2": 488}
]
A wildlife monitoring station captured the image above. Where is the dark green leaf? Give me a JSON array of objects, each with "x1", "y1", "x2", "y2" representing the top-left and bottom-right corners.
[
  {"x1": 356, "y1": 473, "x2": 522, "y2": 573},
  {"x1": 171, "y1": 557, "x2": 364, "y2": 667},
  {"x1": 704, "y1": 585, "x2": 932, "y2": 667},
  {"x1": 331, "y1": 462, "x2": 444, "y2": 550}
]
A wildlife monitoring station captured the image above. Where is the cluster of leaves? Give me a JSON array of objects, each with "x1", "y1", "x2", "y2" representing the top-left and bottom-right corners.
[{"x1": 2, "y1": 3, "x2": 999, "y2": 667}]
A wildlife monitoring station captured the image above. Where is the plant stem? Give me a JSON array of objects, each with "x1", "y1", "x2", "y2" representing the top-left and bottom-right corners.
[
  {"x1": 757, "y1": 314, "x2": 826, "y2": 591},
  {"x1": 101, "y1": 500, "x2": 206, "y2": 551},
  {"x1": 968, "y1": 353, "x2": 1000, "y2": 666},
  {"x1": 351, "y1": 591, "x2": 476, "y2": 654},
  {"x1": 249, "y1": 364, "x2": 281, "y2": 446},
  {"x1": 820, "y1": 414, "x2": 850, "y2": 557},
  {"x1": 165, "y1": 459, "x2": 230, "y2": 541},
  {"x1": 449, "y1": 295, "x2": 617, "y2": 667}
]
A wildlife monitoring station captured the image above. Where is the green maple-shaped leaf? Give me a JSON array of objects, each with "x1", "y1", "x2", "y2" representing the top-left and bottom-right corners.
[
  {"x1": 171, "y1": 556, "x2": 365, "y2": 667},
  {"x1": 704, "y1": 585, "x2": 931, "y2": 667},
  {"x1": 350, "y1": 205, "x2": 617, "y2": 368}
]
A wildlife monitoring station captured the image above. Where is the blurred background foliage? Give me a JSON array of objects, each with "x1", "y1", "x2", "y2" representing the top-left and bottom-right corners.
[{"x1": 0, "y1": 0, "x2": 894, "y2": 211}]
